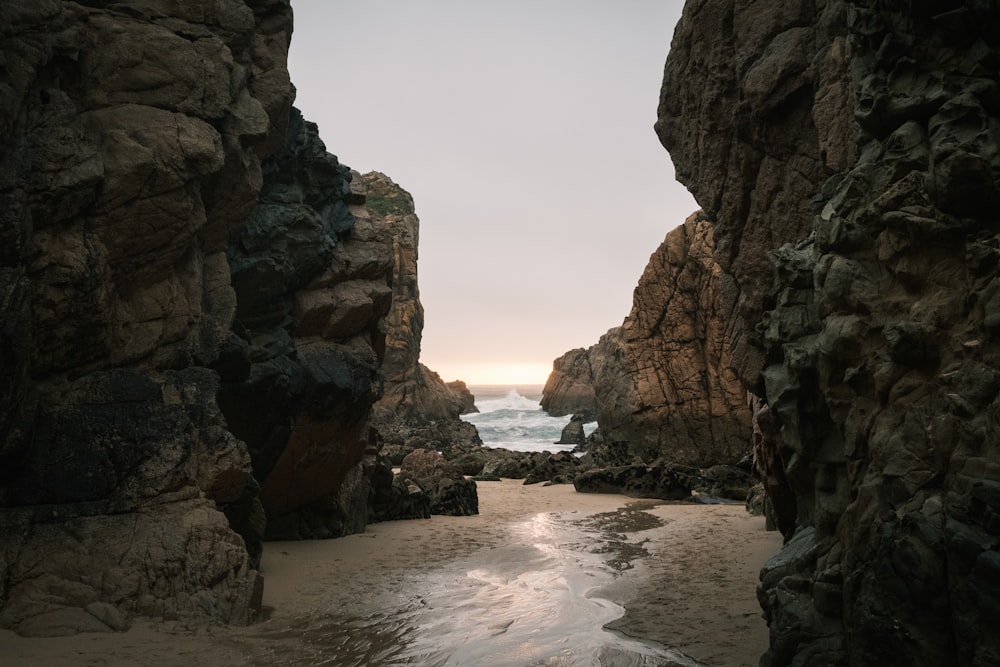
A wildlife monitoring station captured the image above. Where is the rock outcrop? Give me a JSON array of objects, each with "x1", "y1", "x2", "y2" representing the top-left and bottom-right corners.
[
  {"x1": 367, "y1": 172, "x2": 477, "y2": 424},
  {"x1": 220, "y1": 108, "x2": 392, "y2": 543},
  {"x1": 364, "y1": 172, "x2": 482, "y2": 473},
  {"x1": 540, "y1": 348, "x2": 597, "y2": 420},
  {"x1": 660, "y1": 1, "x2": 1000, "y2": 665},
  {"x1": 555, "y1": 414, "x2": 587, "y2": 446},
  {"x1": 398, "y1": 449, "x2": 478, "y2": 516},
  {"x1": 594, "y1": 215, "x2": 751, "y2": 465},
  {"x1": 544, "y1": 215, "x2": 752, "y2": 467},
  {"x1": 0, "y1": 0, "x2": 293, "y2": 634}
]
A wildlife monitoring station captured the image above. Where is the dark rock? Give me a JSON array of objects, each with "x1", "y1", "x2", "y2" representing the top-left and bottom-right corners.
[
  {"x1": 476, "y1": 448, "x2": 588, "y2": 485},
  {"x1": 662, "y1": 1, "x2": 1000, "y2": 664},
  {"x1": 523, "y1": 451, "x2": 587, "y2": 485},
  {"x1": 555, "y1": 414, "x2": 587, "y2": 446},
  {"x1": 540, "y1": 348, "x2": 598, "y2": 420},
  {"x1": 695, "y1": 465, "x2": 753, "y2": 502},
  {"x1": 368, "y1": 460, "x2": 431, "y2": 523},
  {"x1": 222, "y1": 111, "x2": 389, "y2": 541},
  {"x1": 400, "y1": 449, "x2": 478, "y2": 516},
  {"x1": 376, "y1": 416, "x2": 483, "y2": 465},
  {"x1": 573, "y1": 462, "x2": 693, "y2": 500}
]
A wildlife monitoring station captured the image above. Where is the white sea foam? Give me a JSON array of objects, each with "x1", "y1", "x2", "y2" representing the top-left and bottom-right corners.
[{"x1": 463, "y1": 385, "x2": 596, "y2": 453}]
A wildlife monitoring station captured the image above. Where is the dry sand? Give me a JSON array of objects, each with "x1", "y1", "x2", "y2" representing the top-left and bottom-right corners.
[{"x1": 0, "y1": 480, "x2": 782, "y2": 666}]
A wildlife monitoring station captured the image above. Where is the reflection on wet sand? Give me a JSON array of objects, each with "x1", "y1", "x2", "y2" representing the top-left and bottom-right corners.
[{"x1": 250, "y1": 506, "x2": 701, "y2": 666}]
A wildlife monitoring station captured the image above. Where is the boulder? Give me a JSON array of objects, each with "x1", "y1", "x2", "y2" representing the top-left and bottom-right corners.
[
  {"x1": 400, "y1": 449, "x2": 478, "y2": 516},
  {"x1": 368, "y1": 461, "x2": 431, "y2": 523},
  {"x1": 543, "y1": 215, "x2": 753, "y2": 468}
]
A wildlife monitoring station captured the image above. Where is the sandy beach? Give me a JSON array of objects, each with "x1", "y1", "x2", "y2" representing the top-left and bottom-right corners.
[{"x1": 0, "y1": 480, "x2": 781, "y2": 666}]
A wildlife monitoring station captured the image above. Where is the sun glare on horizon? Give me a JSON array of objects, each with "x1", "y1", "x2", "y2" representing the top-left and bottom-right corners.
[{"x1": 432, "y1": 362, "x2": 552, "y2": 387}]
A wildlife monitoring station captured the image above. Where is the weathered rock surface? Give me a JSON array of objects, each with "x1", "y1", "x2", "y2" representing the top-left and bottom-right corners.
[
  {"x1": 661, "y1": 1, "x2": 1000, "y2": 664},
  {"x1": 540, "y1": 348, "x2": 598, "y2": 420},
  {"x1": 399, "y1": 449, "x2": 478, "y2": 516},
  {"x1": 555, "y1": 414, "x2": 587, "y2": 446},
  {"x1": 574, "y1": 462, "x2": 693, "y2": 500},
  {"x1": 656, "y1": 0, "x2": 842, "y2": 391},
  {"x1": 477, "y1": 449, "x2": 588, "y2": 485},
  {"x1": 0, "y1": 0, "x2": 293, "y2": 635},
  {"x1": 220, "y1": 107, "x2": 391, "y2": 543},
  {"x1": 361, "y1": 172, "x2": 482, "y2": 472},
  {"x1": 367, "y1": 172, "x2": 478, "y2": 423},
  {"x1": 544, "y1": 215, "x2": 752, "y2": 467}
]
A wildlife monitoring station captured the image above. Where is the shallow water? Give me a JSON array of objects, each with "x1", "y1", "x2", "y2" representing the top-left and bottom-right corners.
[{"x1": 251, "y1": 507, "x2": 701, "y2": 666}]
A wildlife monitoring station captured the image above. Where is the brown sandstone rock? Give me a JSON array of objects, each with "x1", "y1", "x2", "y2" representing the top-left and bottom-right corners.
[
  {"x1": 221, "y1": 109, "x2": 389, "y2": 543},
  {"x1": 365, "y1": 172, "x2": 478, "y2": 426}
]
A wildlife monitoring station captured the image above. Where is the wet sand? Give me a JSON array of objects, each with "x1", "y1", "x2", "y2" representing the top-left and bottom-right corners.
[{"x1": 0, "y1": 480, "x2": 781, "y2": 666}]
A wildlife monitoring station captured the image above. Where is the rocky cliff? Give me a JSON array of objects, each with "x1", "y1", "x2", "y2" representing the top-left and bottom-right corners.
[
  {"x1": 0, "y1": 0, "x2": 403, "y2": 637},
  {"x1": 219, "y1": 107, "x2": 392, "y2": 544},
  {"x1": 543, "y1": 214, "x2": 752, "y2": 467},
  {"x1": 365, "y1": 172, "x2": 477, "y2": 424},
  {"x1": 660, "y1": 1, "x2": 1000, "y2": 665},
  {"x1": 540, "y1": 347, "x2": 598, "y2": 421},
  {"x1": 364, "y1": 172, "x2": 482, "y2": 471}
]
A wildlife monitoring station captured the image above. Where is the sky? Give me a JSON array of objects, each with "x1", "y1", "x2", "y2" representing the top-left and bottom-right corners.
[{"x1": 288, "y1": 1, "x2": 697, "y2": 385}]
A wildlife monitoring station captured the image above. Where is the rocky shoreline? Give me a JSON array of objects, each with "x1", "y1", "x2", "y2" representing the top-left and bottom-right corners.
[{"x1": 1, "y1": 0, "x2": 997, "y2": 663}]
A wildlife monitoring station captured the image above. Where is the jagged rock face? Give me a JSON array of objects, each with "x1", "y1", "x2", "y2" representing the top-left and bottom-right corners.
[
  {"x1": 656, "y1": 0, "x2": 851, "y2": 390},
  {"x1": 365, "y1": 172, "x2": 476, "y2": 424},
  {"x1": 599, "y1": 216, "x2": 750, "y2": 465},
  {"x1": 0, "y1": 0, "x2": 292, "y2": 635},
  {"x1": 662, "y1": 1, "x2": 1000, "y2": 665},
  {"x1": 221, "y1": 109, "x2": 391, "y2": 542},
  {"x1": 589, "y1": 216, "x2": 751, "y2": 466},
  {"x1": 540, "y1": 348, "x2": 598, "y2": 420}
]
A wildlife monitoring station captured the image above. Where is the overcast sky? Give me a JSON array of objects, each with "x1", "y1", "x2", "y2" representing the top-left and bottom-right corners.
[{"x1": 288, "y1": 1, "x2": 697, "y2": 385}]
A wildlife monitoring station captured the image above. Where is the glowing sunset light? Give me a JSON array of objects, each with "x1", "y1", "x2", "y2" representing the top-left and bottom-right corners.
[{"x1": 434, "y1": 361, "x2": 552, "y2": 387}]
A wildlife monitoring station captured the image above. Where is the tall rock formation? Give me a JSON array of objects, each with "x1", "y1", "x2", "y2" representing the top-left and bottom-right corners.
[
  {"x1": 543, "y1": 214, "x2": 752, "y2": 467},
  {"x1": 0, "y1": 0, "x2": 294, "y2": 635},
  {"x1": 365, "y1": 172, "x2": 482, "y2": 465},
  {"x1": 219, "y1": 108, "x2": 392, "y2": 544},
  {"x1": 660, "y1": 1, "x2": 1000, "y2": 665},
  {"x1": 365, "y1": 172, "x2": 476, "y2": 424}
]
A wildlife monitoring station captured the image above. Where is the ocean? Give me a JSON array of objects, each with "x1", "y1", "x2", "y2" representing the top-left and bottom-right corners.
[{"x1": 463, "y1": 385, "x2": 596, "y2": 452}]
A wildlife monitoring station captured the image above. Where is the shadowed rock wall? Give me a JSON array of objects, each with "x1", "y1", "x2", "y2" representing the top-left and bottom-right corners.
[
  {"x1": 220, "y1": 108, "x2": 391, "y2": 543},
  {"x1": 660, "y1": 1, "x2": 1000, "y2": 664},
  {"x1": 0, "y1": 0, "x2": 294, "y2": 635},
  {"x1": 540, "y1": 347, "x2": 598, "y2": 421}
]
